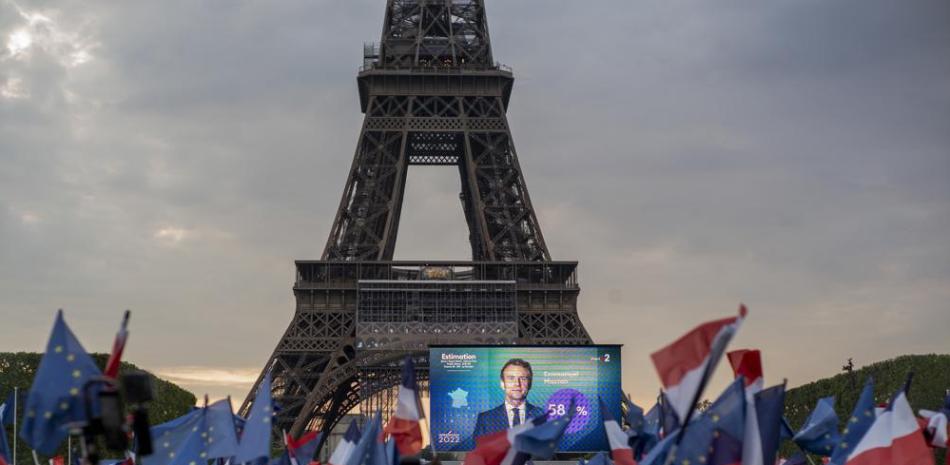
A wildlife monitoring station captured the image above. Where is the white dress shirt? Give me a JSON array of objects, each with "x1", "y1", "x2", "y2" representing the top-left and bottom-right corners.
[{"x1": 504, "y1": 400, "x2": 527, "y2": 427}]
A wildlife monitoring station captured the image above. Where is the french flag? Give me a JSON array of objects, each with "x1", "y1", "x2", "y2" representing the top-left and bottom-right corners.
[
  {"x1": 104, "y1": 310, "x2": 130, "y2": 379},
  {"x1": 599, "y1": 398, "x2": 638, "y2": 465},
  {"x1": 463, "y1": 415, "x2": 547, "y2": 465},
  {"x1": 917, "y1": 408, "x2": 947, "y2": 449},
  {"x1": 650, "y1": 305, "x2": 747, "y2": 422},
  {"x1": 328, "y1": 422, "x2": 361, "y2": 465},
  {"x1": 727, "y1": 349, "x2": 764, "y2": 465},
  {"x1": 383, "y1": 357, "x2": 423, "y2": 456},
  {"x1": 285, "y1": 431, "x2": 322, "y2": 465},
  {"x1": 844, "y1": 391, "x2": 933, "y2": 465}
]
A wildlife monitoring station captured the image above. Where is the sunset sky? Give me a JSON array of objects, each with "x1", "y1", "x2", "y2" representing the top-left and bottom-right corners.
[{"x1": 2, "y1": 0, "x2": 948, "y2": 411}]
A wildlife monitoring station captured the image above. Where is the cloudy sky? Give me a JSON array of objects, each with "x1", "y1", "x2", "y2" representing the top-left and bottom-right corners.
[{"x1": 2, "y1": 0, "x2": 948, "y2": 410}]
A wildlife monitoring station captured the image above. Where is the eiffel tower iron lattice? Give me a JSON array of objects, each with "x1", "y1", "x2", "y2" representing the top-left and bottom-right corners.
[{"x1": 241, "y1": 0, "x2": 593, "y2": 454}]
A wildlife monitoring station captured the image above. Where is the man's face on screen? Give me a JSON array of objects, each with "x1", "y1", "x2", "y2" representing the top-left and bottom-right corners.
[{"x1": 500, "y1": 364, "x2": 531, "y2": 405}]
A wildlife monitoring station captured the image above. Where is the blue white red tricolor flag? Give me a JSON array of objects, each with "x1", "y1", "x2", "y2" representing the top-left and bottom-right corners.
[
  {"x1": 650, "y1": 305, "x2": 746, "y2": 422},
  {"x1": 328, "y1": 422, "x2": 361, "y2": 465},
  {"x1": 383, "y1": 357, "x2": 423, "y2": 456},
  {"x1": 727, "y1": 348, "x2": 765, "y2": 465},
  {"x1": 599, "y1": 398, "x2": 637, "y2": 465},
  {"x1": 462, "y1": 414, "x2": 547, "y2": 465},
  {"x1": 285, "y1": 430, "x2": 321, "y2": 465},
  {"x1": 843, "y1": 391, "x2": 932, "y2": 465},
  {"x1": 104, "y1": 310, "x2": 130, "y2": 380}
]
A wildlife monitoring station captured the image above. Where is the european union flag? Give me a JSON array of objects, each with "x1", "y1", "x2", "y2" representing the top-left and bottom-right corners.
[
  {"x1": 206, "y1": 399, "x2": 240, "y2": 459},
  {"x1": 345, "y1": 412, "x2": 386, "y2": 465},
  {"x1": 622, "y1": 396, "x2": 644, "y2": 434},
  {"x1": 793, "y1": 396, "x2": 840, "y2": 456},
  {"x1": 828, "y1": 377, "x2": 875, "y2": 465},
  {"x1": 670, "y1": 377, "x2": 746, "y2": 465},
  {"x1": 1, "y1": 413, "x2": 12, "y2": 465},
  {"x1": 637, "y1": 429, "x2": 679, "y2": 465},
  {"x1": 235, "y1": 374, "x2": 274, "y2": 464},
  {"x1": 635, "y1": 402, "x2": 661, "y2": 458},
  {"x1": 20, "y1": 310, "x2": 103, "y2": 454},
  {"x1": 1, "y1": 391, "x2": 17, "y2": 426},
  {"x1": 754, "y1": 383, "x2": 786, "y2": 465},
  {"x1": 658, "y1": 393, "x2": 680, "y2": 437},
  {"x1": 143, "y1": 408, "x2": 207, "y2": 465},
  {"x1": 384, "y1": 437, "x2": 398, "y2": 465},
  {"x1": 145, "y1": 398, "x2": 241, "y2": 465},
  {"x1": 515, "y1": 404, "x2": 573, "y2": 459}
]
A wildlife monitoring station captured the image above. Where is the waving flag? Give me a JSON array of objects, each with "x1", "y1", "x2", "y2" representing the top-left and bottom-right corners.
[
  {"x1": 462, "y1": 414, "x2": 547, "y2": 465},
  {"x1": 623, "y1": 396, "x2": 656, "y2": 460},
  {"x1": 670, "y1": 378, "x2": 747, "y2": 465},
  {"x1": 794, "y1": 397, "x2": 841, "y2": 456},
  {"x1": 103, "y1": 311, "x2": 130, "y2": 379},
  {"x1": 328, "y1": 422, "x2": 361, "y2": 465},
  {"x1": 344, "y1": 411, "x2": 386, "y2": 465},
  {"x1": 650, "y1": 305, "x2": 746, "y2": 423},
  {"x1": 1, "y1": 391, "x2": 17, "y2": 426},
  {"x1": 918, "y1": 391, "x2": 949, "y2": 450},
  {"x1": 829, "y1": 378, "x2": 876, "y2": 465},
  {"x1": 143, "y1": 408, "x2": 206, "y2": 465},
  {"x1": 206, "y1": 399, "x2": 241, "y2": 459},
  {"x1": 658, "y1": 392, "x2": 680, "y2": 437},
  {"x1": 383, "y1": 357, "x2": 423, "y2": 456},
  {"x1": 1, "y1": 411, "x2": 11, "y2": 465},
  {"x1": 515, "y1": 404, "x2": 574, "y2": 459},
  {"x1": 843, "y1": 390, "x2": 932, "y2": 465},
  {"x1": 754, "y1": 384, "x2": 787, "y2": 465},
  {"x1": 727, "y1": 348, "x2": 765, "y2": 465},
  {"x1": 235, "y1": 374, "x2": 274, "y2": 464},
  {"x1": 918, "y1": 410, "x2": 947, "y2": 449},
  {"x1": 600, "y1": 398, "x2": 637, "y2": 465},
  {"x1": 286, "y1": 431, "x2": 322, "y2": 465},
  {"x1": 727, "y1": 350, "x2": 763, "y2": 392},
  {"x1": 20, "y1": 310, "x2": 103, "y2": 454},
  {"x1": 143, "y1": 398, "x2": 240, "y2": 465}
]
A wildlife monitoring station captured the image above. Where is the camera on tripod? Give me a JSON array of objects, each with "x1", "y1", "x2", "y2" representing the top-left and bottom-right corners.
[{"x1": 76, "y1": 371, "x2": 155, "y2": 464}]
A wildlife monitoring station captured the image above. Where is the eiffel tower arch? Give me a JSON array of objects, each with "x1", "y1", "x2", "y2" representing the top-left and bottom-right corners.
[{"x1": 241, "y1": 0, "x2": 593, "y2": 452}]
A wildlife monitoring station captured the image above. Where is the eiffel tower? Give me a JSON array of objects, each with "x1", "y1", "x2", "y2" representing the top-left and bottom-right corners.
[{"x1": 241, "y1": 0, "x2": 592, "y2": 452}]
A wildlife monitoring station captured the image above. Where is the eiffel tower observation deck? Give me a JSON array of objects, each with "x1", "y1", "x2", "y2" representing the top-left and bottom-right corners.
[{"x1": 242, "y1": 0, "x2": 593, "y2": 453}]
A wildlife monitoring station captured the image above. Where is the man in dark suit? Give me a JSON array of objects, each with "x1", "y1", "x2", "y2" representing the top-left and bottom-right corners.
[{"x1": 472, "y1": 358, "x2": 545, "y2": 439}]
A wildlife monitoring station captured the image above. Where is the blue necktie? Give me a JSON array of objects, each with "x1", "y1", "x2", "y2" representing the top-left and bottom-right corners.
[{"x1": 512, "y1": 407, "x2": 520, "y2": 427}]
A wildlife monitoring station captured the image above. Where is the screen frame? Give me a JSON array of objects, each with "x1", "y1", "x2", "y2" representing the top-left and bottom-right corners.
[{"x1": 427, "y1": 344, "x2": 623, "y2": 453}]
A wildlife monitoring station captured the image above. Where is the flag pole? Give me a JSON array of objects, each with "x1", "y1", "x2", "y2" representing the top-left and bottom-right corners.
[
  {"x1": 13, "y1": 386, "x2": 18, "y2": 465},
  {"x1": 663, "y1": 352, "x2": 723, "y2": 465},
  {"x1": 662, "y1": 305, "x2": 745, "y2": 465},
  {"x1": 31, "y1": 450, "x2": 40, "y2": 465}
]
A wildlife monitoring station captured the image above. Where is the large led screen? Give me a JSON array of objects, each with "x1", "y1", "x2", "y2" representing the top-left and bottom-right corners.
[{"x1": 429, "y1": 345, "x2": 622, "y2": 452}]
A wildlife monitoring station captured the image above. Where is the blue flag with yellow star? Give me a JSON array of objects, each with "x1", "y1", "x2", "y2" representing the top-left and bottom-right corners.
[
  {"x1": 793, "y1": 396, "x2": 840, "y2": 456},
  {"x1": 344, "y1": 411, "x2": 386, "y2": 465},
  {"x1": 668, "y1": 377, "x2": 746, "y2": 465},
  {"x1": 828, "y1": 377, "x2": 875, "y2": 465},
  {"x1": 143, "y1": 407, "x2": 207, "y2": 465},
  {"x1": 235, "y1": 374, "x2": 274, "y2": 464},
  {"x1": 515, "y1": 406, "x2": 573, "y2": 459},
  {"x1": 19, "y1": 310, "x2": 103, "y2": 454},
  {"x1": 143, "y1": 398, "x2": 241, "y2": 465},
  {"x1": 206, "y1": 399, "x2": 240, "y2": 459}
]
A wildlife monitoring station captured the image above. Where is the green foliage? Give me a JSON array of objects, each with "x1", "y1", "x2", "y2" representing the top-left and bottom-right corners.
[
  {"x1": 780, "y1": 353, "x2": 950, "y2": 464},
  {"x1": 1, "y1": 352, "x2": 197, "y2": 464}
]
